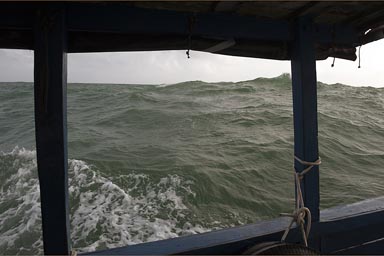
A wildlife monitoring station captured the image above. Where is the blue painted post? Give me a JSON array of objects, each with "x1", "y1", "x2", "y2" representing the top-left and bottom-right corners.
[
  {"x1": 34, "y1": 5, "x2": 70, "y2": 255},
  {"x1": 291, "y1": 17, "x2": 320, "y2": 222}
]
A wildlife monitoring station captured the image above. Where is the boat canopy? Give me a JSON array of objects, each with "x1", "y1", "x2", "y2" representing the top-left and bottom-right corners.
[{"x1": 1, "y1": 1, "x2": 384, "y2": 61}]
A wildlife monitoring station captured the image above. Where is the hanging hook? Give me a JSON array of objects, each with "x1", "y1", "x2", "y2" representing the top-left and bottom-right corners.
[
  {"x1": 186, "y1": 15, "x2": 196, "y2": 59},
  {"x1": 330, "y1": 25, "x2": 336, "y2": 68},
  {"x1": 358, "y1": 45, "x2": 362, "y2": 68}
]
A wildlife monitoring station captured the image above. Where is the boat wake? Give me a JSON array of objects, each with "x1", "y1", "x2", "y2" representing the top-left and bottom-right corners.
[{"x1": 0, "y1": 147, "x2": 211, "y2": 254}]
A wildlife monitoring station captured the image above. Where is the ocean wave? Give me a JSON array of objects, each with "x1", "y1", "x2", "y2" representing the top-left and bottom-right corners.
[
  {"x1": 0, "y1": 147, "x2": 210, "y2": 254},
  {"x1": 1, "y1": 76, "x2": 384, "y2": 254}
]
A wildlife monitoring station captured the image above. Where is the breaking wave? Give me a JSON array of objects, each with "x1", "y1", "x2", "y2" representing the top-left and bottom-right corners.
[{"x1": 0, "y1": 147, "x2": 210, "y2": 254}]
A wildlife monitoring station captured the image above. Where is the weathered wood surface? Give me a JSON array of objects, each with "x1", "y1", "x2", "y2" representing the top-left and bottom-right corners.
[
  {"x1": 34, "y1": 5, "x2": 71, "y2": 255},
  {"x1": 83, "y1": 196, "x2": 384, "y2": 255},
  {"x1": 0, "y1": 2, "x2": 371, "y2": 60},
  {"x1": 290, "y1": 16, "x2": 320, "y2": 223}
]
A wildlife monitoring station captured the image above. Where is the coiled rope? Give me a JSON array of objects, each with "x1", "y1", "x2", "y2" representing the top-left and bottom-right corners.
[{"x1": 280, "y1": 156, "x2": 321, "y2": 247}]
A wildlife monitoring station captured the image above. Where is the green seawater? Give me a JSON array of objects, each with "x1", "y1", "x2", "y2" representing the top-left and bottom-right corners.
[{"x1": 1, "y1": 74, "x2": 384, "y2": 254}]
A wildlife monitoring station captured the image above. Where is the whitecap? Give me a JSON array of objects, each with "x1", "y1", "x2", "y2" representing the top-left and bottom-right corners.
[{"x1": 0, "y1": 147, "x2": 211, "y2": 254}]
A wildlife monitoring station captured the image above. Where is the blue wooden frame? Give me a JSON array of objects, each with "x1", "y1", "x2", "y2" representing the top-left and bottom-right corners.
[
  {"x1": 291, "y1": 17, "x2": 320, "y2": 223},
  {"x1": 34, "y1": 5, "x2": 71, "y2": 255},
  {"x1": 0, "y1": 2, "x2": 382, "y2": 255},
  {"x1": 83, "y1": 197, "x2": 384, "y2": 255}
]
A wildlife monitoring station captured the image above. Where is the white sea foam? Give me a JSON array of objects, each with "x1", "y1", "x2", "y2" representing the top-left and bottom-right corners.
[
  {"x1": 156, "y1": 83, "x2": 172, "y2": 88},
  {"x1": 0, "y1": 147, "x2": 42, "y2": 255},
  {"x1": 0, "y1": 147, "x2": 210, "y2": 254},
  {"x1": 69, "y1": 159, "x2": 210, "y2": 252}
]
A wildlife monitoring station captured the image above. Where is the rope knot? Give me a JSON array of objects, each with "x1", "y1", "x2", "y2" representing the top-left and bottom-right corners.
[
  {"x1": 280, "y1": 156, "x2": 321, "y2": 247},
  {"x1": 294, "y1": 208, "x2": 307, "y2": 224},
  {"x1": 281, "y1": 207, "x2": 311, "y2": 247}
]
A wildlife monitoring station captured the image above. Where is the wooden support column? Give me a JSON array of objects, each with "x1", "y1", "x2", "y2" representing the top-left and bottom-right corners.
[
  {"x1": 291, "y1": 17, "x2": 320, "y2": 222},
  {"x1": 34, "y1": 5, "x2": 70, "y2": 255}
]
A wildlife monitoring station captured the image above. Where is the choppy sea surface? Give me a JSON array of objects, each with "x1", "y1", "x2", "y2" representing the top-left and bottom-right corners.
[{"x1": 1, "y1": 74, "x2": 384, "y2": 254}]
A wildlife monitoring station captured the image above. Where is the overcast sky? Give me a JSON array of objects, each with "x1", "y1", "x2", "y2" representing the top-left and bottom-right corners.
[{"x1": 0, "y1": 39, "x2": 383, "y2": 87}]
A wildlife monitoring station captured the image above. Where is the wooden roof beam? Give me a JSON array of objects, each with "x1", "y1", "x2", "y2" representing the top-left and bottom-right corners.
[
  {"x1": 345, "y1": 8, "x2": 384, "y2": 35},
  {"x1": 285, "y1": 1, "x2": 323, "y2": 20},
  {"x1": 9, "y1": 4, "x2": 357, "y2": 42},
  {"x1": 211, "y1": 1, "x2": 243, "y2": 13},
  {"x1": 0, "y1": 3, "x2": 359, "y2": 54},
  {"x1": 67, "y1": 3, "x2": 291, "y2": 42}
]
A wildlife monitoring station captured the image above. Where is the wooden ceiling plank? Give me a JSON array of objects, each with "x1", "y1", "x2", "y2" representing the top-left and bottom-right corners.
[{"x1": 285, "y1": 1, "x2": 322, "y2": 20}]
